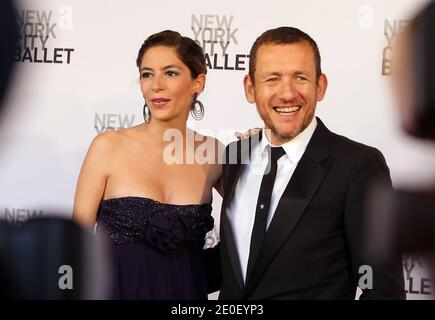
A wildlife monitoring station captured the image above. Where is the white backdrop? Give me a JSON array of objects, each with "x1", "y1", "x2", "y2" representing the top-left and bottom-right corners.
[{"x1": 1, "y1": 0, "x2": 434, "y2": 299}]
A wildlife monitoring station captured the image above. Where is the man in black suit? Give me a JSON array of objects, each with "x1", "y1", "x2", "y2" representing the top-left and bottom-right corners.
[{"x1": 206, "y1": 26, "x2": 405, "y2": 299}]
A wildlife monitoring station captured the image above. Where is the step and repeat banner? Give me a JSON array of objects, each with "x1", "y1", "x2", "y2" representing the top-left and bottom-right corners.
[{"x1": 1, "y1": 0, "x2": 435, "y2": 299}]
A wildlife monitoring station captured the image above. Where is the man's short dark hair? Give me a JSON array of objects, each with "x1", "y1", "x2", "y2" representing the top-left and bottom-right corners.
[{"x1": 248, "y1": 26, "x2": 322, "y2": 83}]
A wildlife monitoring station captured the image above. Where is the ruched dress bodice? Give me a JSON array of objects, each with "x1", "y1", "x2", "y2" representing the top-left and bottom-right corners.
[{"x1": 96, "y1": 196, "x2": 214, "y2": 299}]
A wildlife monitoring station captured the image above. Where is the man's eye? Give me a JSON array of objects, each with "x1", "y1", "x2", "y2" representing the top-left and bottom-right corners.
[
  {"x1": 296, "y1": 76, "x2": 307, "y2": 81},
  {"x1": 266, "y1": 77, "x2": 279, "y2": 82}
]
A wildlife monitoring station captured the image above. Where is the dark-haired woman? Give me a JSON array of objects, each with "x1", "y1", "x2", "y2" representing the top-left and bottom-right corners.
[{"x1": 73, "y1": 30, "x2": 223, "y2": 299}]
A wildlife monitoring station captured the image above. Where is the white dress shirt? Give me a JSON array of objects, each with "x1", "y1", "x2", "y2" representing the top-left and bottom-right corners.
[{"x1": 227, "y1": 117, "x2": 318, "y2": 283}]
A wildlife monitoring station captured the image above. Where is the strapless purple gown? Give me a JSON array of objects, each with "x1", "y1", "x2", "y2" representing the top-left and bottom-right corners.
[{"x1": 96, "y1": 196, "x2": 214, "y2": 300}]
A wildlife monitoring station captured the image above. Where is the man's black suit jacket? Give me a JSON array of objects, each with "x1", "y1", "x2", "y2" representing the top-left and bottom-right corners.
[{"x1": 206, "y1": 118, "x2": 405, "y2": 299}]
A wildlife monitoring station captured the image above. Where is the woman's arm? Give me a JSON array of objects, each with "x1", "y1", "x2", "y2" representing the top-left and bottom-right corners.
[{"x1": 72, "y1": 133, "x2": 113, "y2": 230}]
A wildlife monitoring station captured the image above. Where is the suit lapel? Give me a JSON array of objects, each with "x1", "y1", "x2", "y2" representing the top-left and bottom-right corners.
[
  {"x1": 244, "y1": 118, "x2": 334, "y2": 296},
  {"x1": 220, "y1": 161, "x2": 245, "y2": 290},
  {"x1": 223, "y1": 133, "x2": 260, "y2": 205},
  {"x1": 221, "y1": 133, "x2": 262, "y2": 291}
]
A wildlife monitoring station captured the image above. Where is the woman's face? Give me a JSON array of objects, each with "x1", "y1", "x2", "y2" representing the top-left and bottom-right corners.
[{"x1": 139, "y1": 45, "x2": 205, "y2": 124}]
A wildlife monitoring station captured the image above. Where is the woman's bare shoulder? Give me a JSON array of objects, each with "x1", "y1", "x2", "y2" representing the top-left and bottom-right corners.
[
  {"x1": 91, "y1": 125, "x2": 143, "y2": 150},
  {"x1": 90, "y1": 130, "x2": 122, "y2": 151}
]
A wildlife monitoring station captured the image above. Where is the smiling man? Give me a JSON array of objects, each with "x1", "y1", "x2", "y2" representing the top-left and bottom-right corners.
[
  {"x1": 244, "y1": 30, "x2": 326, "y2": 145},
  {"x1": 207, "y1": 26, "x2": 405, "y2": 299}
]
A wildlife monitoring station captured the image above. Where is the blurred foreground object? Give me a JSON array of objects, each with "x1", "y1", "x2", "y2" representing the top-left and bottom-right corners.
[
  {"x1": 366, "y1": 185, "x2": 435, "y2": 265},
  {"x1": 391, "y1": 0, "x2": 435, "y2": 140},
  {"x1": 0, "y1": 1, "x2": 111, "y2": 300},
  {"x1": 365, "y1": 1, "x2": 435, "y2": 299},
  {"x1": 0, "y1": 217, "x2": 111, "y2": 299},
  {"x1": 0, "y1": 0, "x2": 18, "y2": 110}
]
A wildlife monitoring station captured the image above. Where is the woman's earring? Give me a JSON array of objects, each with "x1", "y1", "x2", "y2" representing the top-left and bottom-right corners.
[
  {"x1": 191, "y1": 95, "x2": 204, "y2": 121},
  {"x1": 143, "y1": 101, "x2": 151, "y2": 123}
]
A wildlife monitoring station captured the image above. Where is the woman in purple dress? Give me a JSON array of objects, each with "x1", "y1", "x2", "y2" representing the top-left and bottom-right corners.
[{"x1": 72, "y1": 30, "x2": 223, "y2": 299}]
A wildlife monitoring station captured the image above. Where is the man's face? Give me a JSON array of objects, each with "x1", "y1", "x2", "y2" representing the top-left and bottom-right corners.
[{"x1": 244, "y1": 42, "x2": 327, "y2": 145}]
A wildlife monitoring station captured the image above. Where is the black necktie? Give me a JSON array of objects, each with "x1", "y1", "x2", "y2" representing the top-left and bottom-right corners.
[{"x1": 246, "y1": 146, "x2": 286, "y2": 282}]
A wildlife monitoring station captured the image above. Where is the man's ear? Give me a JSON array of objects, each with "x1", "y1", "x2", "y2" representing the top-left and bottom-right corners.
[
  {"x1": 243, "y1": 74, "x2": 255, "y2": 104},
  {"x1": 316, "y1": 73, "x2": 328, "y2": 102}
]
